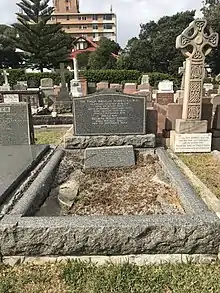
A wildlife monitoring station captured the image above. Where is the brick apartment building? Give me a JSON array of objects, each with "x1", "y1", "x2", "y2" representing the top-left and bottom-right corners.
[{"x1": 49, "y1": 0, "x2": 117, "y2": 42}]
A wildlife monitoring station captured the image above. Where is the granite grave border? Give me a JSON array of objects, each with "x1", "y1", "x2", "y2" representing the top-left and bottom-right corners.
[{"x1": 0, "y1": 147, "x2": 219, "y2": 257}]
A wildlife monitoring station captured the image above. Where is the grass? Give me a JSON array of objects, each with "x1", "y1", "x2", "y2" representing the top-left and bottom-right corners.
[
  {"x1": 34, "y1": 128, "x2": 68, "y2": 145},
  {"x1": 179, "y1": 154, "x2": 220, "y2": 198},
  {"x1": 1, "y1": 261, "x2": 220, "y2": 292}
]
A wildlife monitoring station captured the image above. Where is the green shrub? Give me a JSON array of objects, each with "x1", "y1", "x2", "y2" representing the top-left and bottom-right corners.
[
  {"x1": 0, "y1": 69, "x2": 180, "y2": 89},
  {"x1": 0, "y1": 69, "x2": 73, "y2": 87},
  {"x1": 82, "y1": 70, "x2": 141, "y2": 84}
]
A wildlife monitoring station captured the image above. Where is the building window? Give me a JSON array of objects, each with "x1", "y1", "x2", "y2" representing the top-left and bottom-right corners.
[
  {"x1": 66, "y1": 6, "x2": 69, "y2": 11},
  {"x1": 67, "y1": 25, "x2": 70, "y2": 29},
  {"x1": 66, "y1": 15, "x2": 70, "y2": 20},
  {"x1": 92, "y1": 24, "x2": 98, "y2": 30},
  {"x1": 79, "y1": 25, "x2": 87, "y2": 29},
  {"x1": 65, "y1": 0, "x2": 69, "y2": 2},
  {"x1": 78, "y1": 16, "x2": 87, "y2": 20},
  {"x1": 103, "y1": 14, "x2": 112, "y2": 21},
  {"x1": 103, "y1": 24, "x2": 113, "y2": 29},
  {"x1": 93, "y1": 15, "x2": 98, "y2": 20}
]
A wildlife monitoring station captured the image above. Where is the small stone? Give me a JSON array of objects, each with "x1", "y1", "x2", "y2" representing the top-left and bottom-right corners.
[{"x1": 58, "y1": 170, "x2": 83, "y2": 208}]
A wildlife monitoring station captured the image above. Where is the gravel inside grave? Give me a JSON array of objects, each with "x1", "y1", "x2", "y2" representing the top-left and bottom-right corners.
[{"x1": 53, "y1": 151, "x2": 184, "y2": 216}]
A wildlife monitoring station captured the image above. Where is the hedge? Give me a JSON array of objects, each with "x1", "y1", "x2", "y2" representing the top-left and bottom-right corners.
[
  {"x1": 0, "y1": 69, "x2": 180, "y2": 88},
  {"x1": 0, "y1": 69, "x2": 73, "y2": 87},
  {"x1": 82, "y1": 70, "x2": 141, "y2": 84}
]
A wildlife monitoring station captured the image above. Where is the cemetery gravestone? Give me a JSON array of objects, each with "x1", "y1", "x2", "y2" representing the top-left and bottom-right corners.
[
  {"x1": 73, "y1": 93, "x2": 146, "y2": 135},
  {"x1": 158, "y1": 80, "x2": 174, "y2": 93},
  {"x1": 171, "y1": 18, "x2": 219, "y2": 153},
  {"x1": 204, "y1": 83, "x2": 214, "y2": 93},
  {"x1": 0, "y1": 69, "x2": 10, "y2": 91},
  {"x1": 3, "y1": 94, "x2": 19, "y2": 103},
  {"x1": 70, "y1": 79, "x2": 82, "y2": 98},
  {"x1": 84, "y1": 145, "x2": 135, "y2": 169},
  {"x1": 27, "y1": 79, "x2": 39, "y2": 89},
  {"x1": 40, "y1": 78, "x2": 54, "y2": 97},
  {"x1": 0, "y1": 103, "x2": 34, "y2": 145}
]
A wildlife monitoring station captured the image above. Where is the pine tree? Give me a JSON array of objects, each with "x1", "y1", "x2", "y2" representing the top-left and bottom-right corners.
[{"x1": 13, "y1": 0, "x2": 73, "y2": 71}]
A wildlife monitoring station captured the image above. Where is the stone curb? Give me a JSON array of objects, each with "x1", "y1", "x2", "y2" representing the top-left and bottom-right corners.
[
  {"x1": 168, "y1": 150, "x2": 220, "y2": 215},
  {"x1": 9, "y1": 149, "x2": 64, "y2": 216},
  {"x1": 0, "y1": 148, "x2": 219, "y2": 256}
]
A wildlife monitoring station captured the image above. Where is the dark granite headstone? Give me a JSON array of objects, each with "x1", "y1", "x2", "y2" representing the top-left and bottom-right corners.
[
  {"x1": 27, "y1": 79, "x2": 39, "y2": 88},
  {"x1": 0, "y1": 145, "x2": 48, "y2": 204},
  {"x1": 213, "y1": 105, "x2": 220, "y2": 130},
  {"x1": 0, "y1": 103, "x2": 34, "y2": 145},
  {"x1": 84, "y1": 145, "x2": 135, "y2": 169},
  {"x1": 73, "y1": 93, "x2": 146, "y2": 135}
]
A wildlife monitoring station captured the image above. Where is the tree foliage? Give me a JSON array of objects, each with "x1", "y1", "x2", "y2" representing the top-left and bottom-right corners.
[
  {"x1": 0, "y1": 25, "x2": 23, "y2": 68},
  {"x1": 202, "y1": 0, "x2": 220, "y2": 74},
  {"x1": 118, "y1": 11, "x2": 195, "y2": 75},
  {"x1": 12, "y1": 0, "x2": 73, "y2": 71},
  {"x1": 88, "y1": 37, "x2": 120, "y2": 70}
]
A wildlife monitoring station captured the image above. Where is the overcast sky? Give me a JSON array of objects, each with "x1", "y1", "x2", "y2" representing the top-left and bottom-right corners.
[{"x1": 0, "y1": 0, "x2": 203, "y2": 46}]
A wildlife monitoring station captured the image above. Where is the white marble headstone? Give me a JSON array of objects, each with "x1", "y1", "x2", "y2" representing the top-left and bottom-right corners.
[{"x1": 158, "y1": 80, "x2": 174, "y2": 93}]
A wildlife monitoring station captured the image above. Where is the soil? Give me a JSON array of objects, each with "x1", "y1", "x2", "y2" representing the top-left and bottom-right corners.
[{"x1": 53, "y1": 151, "x2": 184, "y2": 216}]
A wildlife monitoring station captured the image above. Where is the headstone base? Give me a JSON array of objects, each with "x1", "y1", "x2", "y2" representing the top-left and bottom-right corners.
[
  {"x1": 175, "y1": 119, "x2": 208, "y2": 134},
  {"x1": 212, "y1": 137, "x2": 220, "y2": 151},
  {"x1": 84, "y1": 145, "x2": 135, "y2": 169},
  {"x1": 64, "y1": 134, "x2": 156, "y2": 149},
  {"x1": 170, "y1": 130, "x2": 212, "y2": 153}
]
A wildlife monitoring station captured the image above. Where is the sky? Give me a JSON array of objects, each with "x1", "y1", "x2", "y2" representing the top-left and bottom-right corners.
[{"x1": 0, "y1": 0, "x2": 203, "y2": 46}]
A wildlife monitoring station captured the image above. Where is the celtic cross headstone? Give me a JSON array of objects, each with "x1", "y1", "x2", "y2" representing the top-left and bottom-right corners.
[{"x1": 176, "y1": 18, "x2": 219, "y2": 120}]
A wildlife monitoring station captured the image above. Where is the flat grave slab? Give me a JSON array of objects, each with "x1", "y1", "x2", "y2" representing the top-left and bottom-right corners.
[
  {"x1": 73, "y1": 93, "x2": 146, "y2": 135},
  {"x1": 84, "y1": 145, "x2": 135, "y2": 169},
  {"x1": 0, "y1": 145, "x2": 49, "y2": 205}
]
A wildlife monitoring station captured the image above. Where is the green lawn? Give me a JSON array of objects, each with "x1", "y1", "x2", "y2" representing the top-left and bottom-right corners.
[
  {"x1": 1, "y1": 261, "x2": 220, "y2": 293},
  {"x1": 34, "y1": 128, "x2": 68, "y2": 145},
  {"x1": 179, "y1": 154, "x2": 220, "y2": 198}
]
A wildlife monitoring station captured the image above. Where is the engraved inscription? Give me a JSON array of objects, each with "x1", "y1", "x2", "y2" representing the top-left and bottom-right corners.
[
  {"x1": 73, "y1": 94, "x2": 146, "y2": 135},
  {"x1": 0, "y1": 107, "x2": 10, "y2": 113},
  {"x1": 174, "y1": 133, "x2": 212, "y2": 153}
]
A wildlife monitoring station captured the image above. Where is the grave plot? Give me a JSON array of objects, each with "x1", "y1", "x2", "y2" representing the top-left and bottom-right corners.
[{"x1": 37, "y1": 150, "x2": 184, "y2": 216}]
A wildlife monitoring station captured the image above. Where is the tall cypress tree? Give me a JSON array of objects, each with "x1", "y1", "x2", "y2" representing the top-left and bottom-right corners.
[{"x1": 13, "y1": 0, "x2": 73, "y2": 71}]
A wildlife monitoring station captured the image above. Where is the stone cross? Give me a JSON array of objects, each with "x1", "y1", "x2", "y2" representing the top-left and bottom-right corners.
[
  {"x1": 60, "y1": 63, "x2": 66, "y2": 88},
  {"x1": 178, "y1": 61, "x2": 186, "y2": 90},
  {"x1": 176, "y1": 18, "x2": 219, "y2": 120},
  {"x1": 2, "y1": 69, "x2": 9, "y2": 85}
]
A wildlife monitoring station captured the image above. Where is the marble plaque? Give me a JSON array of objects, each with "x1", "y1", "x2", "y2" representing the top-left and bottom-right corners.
[
  {"x1": 73, "y1": 93, "x2": 146, "y2": 135},
  {"x1": 3, "y1": 94, "x2": 19, "y2": 103},
  {"x1": 171, "y1": 132, "x2": 212, "y2": 153}
]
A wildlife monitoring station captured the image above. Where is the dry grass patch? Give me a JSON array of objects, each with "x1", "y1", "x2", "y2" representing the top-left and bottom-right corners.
[
  {"x1": 179, "y1": 154, "x2": 220, "y2": 198},
  {"x1": 0, "y1": 263, "x2": 67, "y2": 293},
  {"x1": 35, "y1": 128, "x2": 67, "y2": 145},
  {"x1": 1, "y1": 261, "x2": 220, "y2": 293}
]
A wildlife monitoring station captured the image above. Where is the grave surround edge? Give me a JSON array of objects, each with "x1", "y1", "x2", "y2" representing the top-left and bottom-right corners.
[{"x1": 0, "y1": 148, "x2": 220, "y2": 256}]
